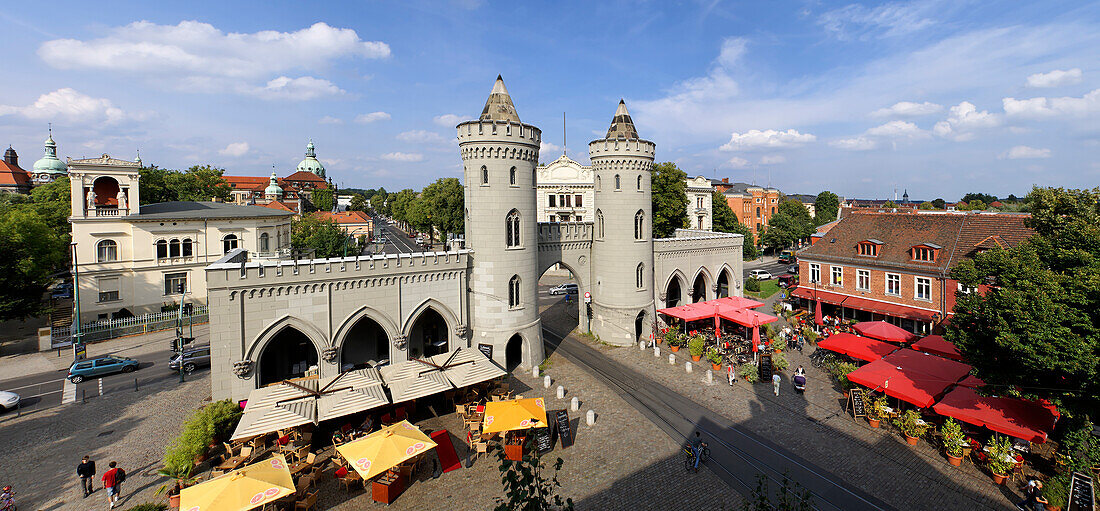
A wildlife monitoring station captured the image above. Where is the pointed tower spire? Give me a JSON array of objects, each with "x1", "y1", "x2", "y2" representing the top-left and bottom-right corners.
[
  {"x1": 605, "y1": 99, "x2": 639, "y2": 139},
  {"x1": 479, "y1": 75, "x2": 521, "y2": 123}
]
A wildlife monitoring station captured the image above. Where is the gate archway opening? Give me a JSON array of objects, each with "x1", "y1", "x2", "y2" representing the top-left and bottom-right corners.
[
  {"x1": 505, "y1": 334, "x2": 523, "y2": 372},
  {"x1": 538, "y1": 263, "x2": 581, "y2": 337},
  {"x1": 717, "y1": 269, "x2": 731, "y2": 298},
  {"x1": 341, "y1": 316, "x2": 390, "y2": 370},
  {"x1": 692, "y1": 273, "x2": 708, "y2": 303},
  {"x1": 258, "y1": 327, "x2": 318, "y2": 386},
  {"x1": 635, "y1": 310, "x2": 646, "y2": 343},
  {"x1": 665, "y1": 276, "x2": 684, "y2": 308},
  {"x1": 408, "y1": 308, "x2": 448, "y2": 359}
]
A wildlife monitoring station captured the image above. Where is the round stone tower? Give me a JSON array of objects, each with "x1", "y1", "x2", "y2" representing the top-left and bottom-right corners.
[
  {"x1": 457, "y1": 76, "x2": 544, "y2": 369},
  {"x1": 588, "y1": 100, "x2": 657, "y2": 346}
]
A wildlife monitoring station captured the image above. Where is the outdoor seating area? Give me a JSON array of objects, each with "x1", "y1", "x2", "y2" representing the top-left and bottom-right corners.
[{"x1": 657, "y1": 296, "x2": 782, "y2": 377}]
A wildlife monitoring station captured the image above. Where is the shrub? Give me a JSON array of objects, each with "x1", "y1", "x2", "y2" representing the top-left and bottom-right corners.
[
  {"x1": 688, "y1": 336, "x2": 706, "y2": 357},
  {"x1": 706, "y1": 347, "x2": 722, "y2": 365},
  {"x1": 984, "y1": 435, "x2": 1015, "y2": 475},
  {"x1": 771, "y1": 352, "x2": 789, "y2": 372},
  {"x1": 738, "y1": 364, "x2": 760, "y2": 383},
  {"x1": 826, "y1": 361, "x2": 859, "y2": 389},
  {"x1": 745, "y1": 278, "x2": 760, "y2": 292},
  {"x1": 868, "y1": 396, "x2": 888, "y2": 421},
  {"x1": 1043, "y1": 474, "x2": 1069, "y2": 508},
  {"x1": 771, "y1": 337, "x2": 787, "y2": 352},
  {"x1": 892, "y1": 410, "x2": 931, "y2": 439},
  {"x1": 940, "y1": 418, "x2": 965, "y2": 457},
  {"x1": 161, "y1": 400, "x2": 242, "y2": 481}
]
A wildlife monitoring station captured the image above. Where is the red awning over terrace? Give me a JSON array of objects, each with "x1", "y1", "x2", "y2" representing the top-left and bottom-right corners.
[
  {"x1": 882, "y1": 349, "x2": 973, "y2": 382},
  {"x1": 933, "y1": 386, "x2": 1060, "y2": 443},
  {"x1": 713, "y1": 296, "x2": 766, "y2": 310},
  {"x1": 816, "y1": 333, "x2": 898, "y2": 362},
  {"x1": 853, "y1": 321, "x2": 919, "y2": 344},
  {"x1": 911, "y1": 335, "x2": 964, "y2": 361},
  {"x1": 789, "y1": 287, "x2": 937, "y2": 322},
  {"x1": 717, "y1": 307, "x2": 779, "y2": 328},
  {"x1": 846, "y1": 360, "x2": 956, "y2": 408},
  {"x1": 656, "y1": 303, "x2": 714, "y2": 322}
]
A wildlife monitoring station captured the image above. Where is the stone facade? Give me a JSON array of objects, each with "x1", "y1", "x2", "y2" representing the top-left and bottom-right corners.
[
  {"x1": 536, "y1": 155, "x2": 594, "y2": 222},
  {"x1": 685, "y1": 176, "x2": 714, "y2": 230}
]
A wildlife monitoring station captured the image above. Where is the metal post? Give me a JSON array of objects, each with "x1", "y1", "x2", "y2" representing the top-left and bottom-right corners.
[
  {"x1": 177, "y1": 288, "x2": 186, "y2": 383},
  {"x1": 70, "y1": 242, "x2": 86, "y2": 361}
]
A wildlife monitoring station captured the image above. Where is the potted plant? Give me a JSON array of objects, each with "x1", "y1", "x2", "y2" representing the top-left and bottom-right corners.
[
  {"x1": 738, "y1": 364, "x2": 759, "y2": 383},
  {"x1": 828, "y1": 361, "x2": 859, "y2": 397},
  {"x1": 1043, "y1": 475, "x2": 1068, "y2": 511},
  {"x1": 771, "y1": 352, "x2": 789, "y2": 373},
  {"x1": 892, "y1": 410, "x2": 930, "y2": 445},
  {"x1": 867, "y1": 397, "x2": 888, "y2": 428},
  {"x1": 985, "y1": 435, "x2": 1015, "y2": 484},
  {"x1": 771, "y1": 337, "x2": 787, "y2": 353},
  {"x1": 706, "y1": 348, "x2": 722, "y2": 370},
  {"x1": 688, "y1": 336, "x2": 705, "y2": 362},
  {"x1": 668, "y1": 334, "x2": 682, "y2": 352},
  {"x1": 940, "y1": 418, "x2": 966, "y2": 466}
]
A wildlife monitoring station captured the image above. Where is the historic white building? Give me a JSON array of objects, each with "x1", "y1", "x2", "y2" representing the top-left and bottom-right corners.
[
  {"x1": 535, "y1": 155, "x2": 594, "y2": 223},
  {"x1": 686, "y1": 176, "x2": 714, "y2": 230},
  {"x1": 206, "y1": 77, "x2": 746, "y2": 402}
]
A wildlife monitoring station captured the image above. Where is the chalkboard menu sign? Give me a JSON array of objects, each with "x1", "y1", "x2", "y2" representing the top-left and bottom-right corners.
[
  {"x1": 1068, "y1": 472, "x2": 1095, "y2": 511},
  {"x1": 758, "y1": 354, "x2": 773, "y2": 382},
  {"x1": 477, "y1": 343, "x2": 493, "y2": 361},
  {"x1": 554, "y1": 409, "x2": 573, "y2": 449},
  {"x1": 849, "y1": 389, "x2": 867, "y2": 418},
  {"x1": 534, "y1": 425, "x2": 554, "y2": 454}
]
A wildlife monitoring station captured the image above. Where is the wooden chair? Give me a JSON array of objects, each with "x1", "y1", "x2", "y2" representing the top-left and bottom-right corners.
[
  {"x1": 223, "y1": 442, "x2": 237, "y2": 458},
  {"x1": 293, "y1": 445, "x2": 310, "y2": 462},
  {"x1": 294, "y1": 490, "x2": 318, "y2": 511},
  {"x1": 474, "y1": 440, "x2": 489, "y2": 459},
  {"x1": 339, "y1": 468, "x2": 362, "y2": 492},
  {"x1": 302, "y1": 452, "x2": 317, "y2": 467}
]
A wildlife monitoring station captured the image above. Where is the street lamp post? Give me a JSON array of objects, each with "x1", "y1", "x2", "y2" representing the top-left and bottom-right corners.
[{"x1": 70, "y1": 242, "x2": 86, "y2": 361}]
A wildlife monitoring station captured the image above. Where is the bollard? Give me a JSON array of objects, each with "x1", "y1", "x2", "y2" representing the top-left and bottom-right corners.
[
  {"x1": 653, "y1": 346, "x2": 660, "y2": 358},
  {"x1": 556, "y1": 385, "x2": 565, "y2": 399},
  {"x1": 639, "y1": 341, "x2": 646, "y2": 351},
  {"x1": 532, "y1": 366, "x2": 539, "y2": 378},
  {"x1": 706, "y1": 370, "x2": 714, "y2": 385},
  {"x1": 570, "y1": 396, "x2": 579, "y2": 411},
  {"x1": 685, "y1": 361, "x2": 692, "y2": 373},
  {"x1": 543, "y1": 375, "x2": 552, "y2": 389},
  {"x1": 586, "y1": 409, "x2": 596, "y2": 426},
  {"x1": 134, "y1": 378, "x2": 139, "y2": 392},
  {"x1": 668, "y1": 354, "x2": 675, "y2": 365}
]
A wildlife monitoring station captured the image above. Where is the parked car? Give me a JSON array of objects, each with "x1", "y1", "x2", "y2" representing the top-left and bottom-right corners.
[
  {"x1": 67, "y1": 355, "x2": 140, "y2": 383},
  {"x1": 778, "y1": 250, "x2": 797, "y2": 264},
  {"x1": 548, "y1": 283, "x2": 579, "y2": 295},
  {"x1": 0, "y1": 390, "x2": 19, "y2": 410},
  {"x1": 778, "y1": 274, "x2": 799, "y2": 288},
  {"x1": 748, "y1": 269, "x2": 773, "y2": 280},
  {"x1": 50, "y1": 282, "x2": 73, "y2": 299},
  {"x1": 169, "y1": 344, "x2": 211, "y2": 372}
]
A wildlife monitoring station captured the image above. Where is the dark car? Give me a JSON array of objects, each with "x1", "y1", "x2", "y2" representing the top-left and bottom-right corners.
[
  {"x1": 68, "y1": 355, "x2": 139, "y2": 383},
  {"x1": 51, "y1": 282, "x2": 73, "y2": 299},
  {"x1": 169, "y1": 344, "x2": 211, "y2": 372}
]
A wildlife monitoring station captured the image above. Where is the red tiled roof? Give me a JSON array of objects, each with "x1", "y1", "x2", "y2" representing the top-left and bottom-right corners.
[
  {"x1": 223, "y1": 175, "x2": 300, "y2": 193},
  {"x1": 314, "y1": 211, "x2": 371, "y2": 224},
  {"x1": 284, "y1": 171, "x2": 328, "y2": 186},
  {"x1": 0, "y1": 160, "x2": 31, "y2": 187},
  {"x1": 262, "y1": 200, "x2": 296, "y2": 212}
]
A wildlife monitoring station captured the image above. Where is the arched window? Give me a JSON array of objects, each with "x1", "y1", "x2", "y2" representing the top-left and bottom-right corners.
[
  {"x1": 508, "y1": 275, "x2": 521, "y2": 308},
  {"x1": 481, "y1": 166, "x2": 489, "y2": 185},
  {"x1": 260, "y1": 232, "x2": 270, "y2": 252},
  {"x1": 182, "y1": 238, "x2": 193, "y2": 257},
  {"x1": 634, "y1": 210, "x2": 645, "y2": 240},
  {"x1": 637, "y1": 175, "x2": 642, "y2": 190},
  {"x1": 596, "y1": 209, "x2": 604, "y2": 240},
  {"x1": 532, "y1": 168, "x2": 537, "y2": 186},
  {"x1": 596, "y1": 175, "x2": 601, "y2": 191},
  {"x1": 636, "y1": 263, "x2": 645, "y2": 289},
  {"x1": 169, "y1": 238, "x2": 181, "y2": 257},
  {"x1": 509, "y1": 166, "x2": 517, "y2": 186},
  {"x1": 614, "y1": 174, "x2": 621, "y2": 190},
  {"x1": 506, "y1": 210, "x2": 521, "y2": 248},
  {"x1": 155, "y1": 239, "x2": 168, "y2": 259},
  {"x1": 96, "y1": 239, "x2": 118, "y2": 262},
  {"x1": 223, "y1": 234, "x2": 239, "y2": 254}
]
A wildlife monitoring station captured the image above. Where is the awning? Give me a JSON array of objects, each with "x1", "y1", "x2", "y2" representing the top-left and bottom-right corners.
[
  {"x1": 789, "y1": 287, "x2": 937, "y2": 322},
  {"x1": 846, "y1": 360, "x2": 956, "y2": 408},
  {"x1": 854, "y1": 321, "x2": 919, "y2": 344},
  {"x1": 712, "y1": 296, "x2": 765, "y2": 310},
  {"x1": 911, "y1": 335, "x2": 963, "y2": 361},
  {"x1": 816, "y1": 333, "x2": 898, "y2": 362},
  {"x1": 882, "y1": 349, "x2": 972, "y2": 382},
  {"x1": 380, "y1": 360, "x2": 455, "y2": 404},
  {"x1": 717, "y1": 307, "x2": 779, "y2": 328},
  {"x1": 657, "y1": 303, "x2": 714, "y2": 322},
  {"x1": 933, "y1": 386, "x2": 1060, "y2": 443},
  {"x1": 419, "y1": 348, "x2": 506, "y2": 389}
]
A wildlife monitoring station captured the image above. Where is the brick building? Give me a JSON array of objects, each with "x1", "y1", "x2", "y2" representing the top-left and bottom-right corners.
[
  {"x1": 791, "y1": 210, "x2": 1034, "y2": 334},
  {"x1": 723, "y1": 183, "x2": 782, "y2": 242}
]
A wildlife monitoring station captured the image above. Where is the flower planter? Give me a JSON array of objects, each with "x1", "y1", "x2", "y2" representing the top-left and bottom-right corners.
[
  {"x1": 946, "y1": 453, "x2": 963, "y2": 466},
  {"x1": 868, "y1": 418, "x2": 880, "y2": 428},
  {"x1": 670, "y1": 346, "x2": 680, "y2": 352},
  {"x1": 1045, "y1": 504, "x2": 1062, "y2": 511},
  {"x1": 904, "y1": 435, "x2": 919, "y2": 445},
  {"x1": 691, "y1": 355, "x2": 701, "y2": 362},
  {"x1": 711, "y1": 363, "x2": 722, "y2": 371},
  {"x1": 169, "y1": 493, "x2": 181, "y2": 509},
  {"x1": 990, "y1": 472, "x2": 1007, "y2": 485}
]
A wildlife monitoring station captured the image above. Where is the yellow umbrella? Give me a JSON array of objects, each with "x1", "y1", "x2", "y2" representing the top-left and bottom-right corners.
[
  {"x1": 179, "y1": 454, "x2": 295, "y2": 511},
  {"x1": 481, "y1": 397, "x2": 549, "y2": 435},
  {"x1": 336, "y1": 420, "x2": 438, "y2": 480}
]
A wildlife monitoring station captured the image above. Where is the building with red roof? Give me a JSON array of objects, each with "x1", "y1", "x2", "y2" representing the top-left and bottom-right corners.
[
  {"x1": 313, "y1": 210, "x2": 373, "y2": 237},
  {"x1": 0, "y1": 147, "x2": 33, "y2": 194}
]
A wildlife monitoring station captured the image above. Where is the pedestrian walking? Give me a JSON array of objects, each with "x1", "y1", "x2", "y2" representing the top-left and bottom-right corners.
[
  {"x1": 726, "y1": 365, "x2": 735, "y2": 386},
  {"x1": 101, "y1": 461, "x2": 124, "y2": 509},
  {"x1": 772, "y1": 373, "x2": 781, "y2": 396},
  {"x1": 77, "y1": 455, "x2": 96, "y2": 498}
]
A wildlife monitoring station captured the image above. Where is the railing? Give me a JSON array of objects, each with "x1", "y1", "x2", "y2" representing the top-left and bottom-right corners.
[
  {"x1": 50, "y1": 305, "x2": 209, "y2": 347},
  {"x1": 94, "y1": 207, "x2": 126, "y2": 217}
]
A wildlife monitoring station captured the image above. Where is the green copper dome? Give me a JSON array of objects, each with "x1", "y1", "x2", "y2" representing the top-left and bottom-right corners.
[
  {"x1": 296, "y1": 139, "x2": 325, "y2": 178},
  {"x1": 264, "y1": 172, "x2": 283, "y2": 197},
  {"x1": 33, "y1": 133, "x2": 68, "y2": 174}
]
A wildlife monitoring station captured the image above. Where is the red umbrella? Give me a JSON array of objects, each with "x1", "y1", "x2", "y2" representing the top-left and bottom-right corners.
[
  {"x1": 814, "y1": 299, "x2": 823, "y2": 326},
  {"x1": 911, "y1": 335, "x2": 963, "y2": 361},
  {"x1": 852, "y1": 321, "x2": 918, "y2": 344},
  {"x1": 752, "y1": 325, "x2": 760, "y2": 352}
]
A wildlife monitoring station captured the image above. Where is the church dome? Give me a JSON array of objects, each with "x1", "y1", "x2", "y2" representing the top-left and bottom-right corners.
[
  {"x1": 264, "y1": 172, "x2": 284, "y2": 197},
  {"x1": 32, "y1": 133, "x2": 67, "y2": 175},
  {"x1": 296, "y1": 140, "x2": 325, "y2": 178}
]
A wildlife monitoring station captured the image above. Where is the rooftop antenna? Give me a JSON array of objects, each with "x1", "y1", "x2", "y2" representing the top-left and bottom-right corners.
[
  {"x1": 562, "y1": 111, "x2": 567, "y2": 156},
  {"x1": 48, "y1": 122, "x2": 52, "y2": 137}
]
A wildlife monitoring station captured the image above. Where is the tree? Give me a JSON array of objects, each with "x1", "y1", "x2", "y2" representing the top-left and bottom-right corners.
[
  {"x1": 948, "y1": 187, "x2": 1100, "y2": 419},
  {"x1": 760, "y1": 200, "x2": 815, "y2": 250},
  {"x1": 711, "y1": 191, "x2": 759, "y2": 260},
  {"x1": 138, "y1": 165, "x2": 231, "y2": 204},
  {"x1": 740, "y1": 473, "x2": 814, "y2": 511},
  {"x1": 0, "y1": 209, "x2": 67, "y2": 320},
  {"x1": 813, "y1": 191, "x2": 839, "y2": 225},
  {"x1": 417, "y1": 178, "x2": 464, "y2": 242},
  {"x1": 138, "y1": 166, "x2": 173, "y2": 205},
  {"x1": 349, "y1": 193, "x2": 368, "y2": 212},
  {"x1": 492, "y1": 445, "x2": 574, "y2": 511},
  {"x1": 651, "y1": 162, "x2": 688, "y2": 238},
  {"x1": 291, "y1": 215, "x2": 349, "y2": 258},
  {"x1": 882, "y1": 200, "x2": 898, "y2": 209},
  {"x1": 918, "y1": 201, "x2": 934, "y2": 210},
  {"x1": 961, "y1": 192, "x2": 998, "y2": 205},
  {"x1": 28, "y1": 176, "x2": 72, "y2": 239},
  {"x1": 370, "y1": 191, "x2": 390, "y2": 217},
  {"x1": 389, "y1": 188, "x2": 417, "y2": 228},
  {"x1": 932, "y1": 198, "x2": 946, "y2": 209},
  {"x1": 310, "y1": 187, "x2": 335, "y2": 213},
  {"x1": 963, "y1": 199, "x2": 986, "y2": 211}
]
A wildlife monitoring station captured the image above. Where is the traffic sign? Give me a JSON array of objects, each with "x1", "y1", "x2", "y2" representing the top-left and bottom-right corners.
[{"x1": 584, "y1": 291, "x2": 591, "y2": 303}]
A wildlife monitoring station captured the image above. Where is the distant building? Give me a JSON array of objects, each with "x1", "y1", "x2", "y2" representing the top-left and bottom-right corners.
[
  {"x1": 0, "y1": 146, "x2": 32, "y2": 194},
  {"x1": 314, "y1": 210, "x2": 373, "y2": 238},
  {"x1": 723, "y1": 183, "x2": 782, "y2": 242},
  {"x1": 685, "y1": 176, "x2": 714, "y2": 230},
  {"x1": 1, "y1": 129, "x2": 70, "y2": 194},
  {"x1": 223, "y1": 141, "x2": 331, "y2": 210},
  {"x1": 535, "y1": 154, "x2": 593, "y2": 222}
]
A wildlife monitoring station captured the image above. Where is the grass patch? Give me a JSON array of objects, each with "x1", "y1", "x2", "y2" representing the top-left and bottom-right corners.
[
  {"x1": 745, "y1": 279, "x2": 781, "y2": 299},
  {"x1": 537, "y1": 358, "x2": 553, "y2": 375}
]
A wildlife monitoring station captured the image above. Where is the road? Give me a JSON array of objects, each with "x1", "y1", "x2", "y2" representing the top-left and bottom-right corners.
[
  {"x1": 372, "y1": 219, "x2": 430, "y2": 254},
  {"x1": 541, "y1": 327, "x2": 893, "y2": 511},
  {"x1": 744, "y1": 257, "x2": 794, "y2": 281}
]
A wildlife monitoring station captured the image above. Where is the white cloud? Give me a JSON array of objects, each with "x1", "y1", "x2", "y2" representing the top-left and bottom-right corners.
[
  {"x1": 818, "y1": 1, "x2": 938, "y2": 40},
  {"x1": 656, "y1": 37, "x2": 746, "y2": 110},
  {"x1": 871, "y1": 101, "x2": 942, "y2": 117},
  {"x1": 0, "y1": 88, "x2": 131, "y2": 124},
  {"x1": 433, "y1": 114, "x2": 463, "y2": 127},
  {"x1": 218, "y1": 142, "x2": 249, "y2": 157},
  {"x1": 1002, "y1": 145, "x2": 1051, "y2": 159},
  {"x1": 719, "y1": 129, "x2": 815, "y2": 151},
  {"x1": 396, "y1": 130, "x2": 451, "y2": 145},
  {"x1": 355, "y1": 111, "x2": 391, "y2": 123},
  {"x1": 1026, "y1": 68, "x2": 1082, "y2": 88},
  {"x1": 829, "y1": 136, "x2": 877, "y2": 151},
  {"x1": 932, "y1": 101, "x2": 1000, "y2": 141},
  {"x1": 379, "y1": 152, "x2": 424, "y2": 162},
  {"x1": 39, "y1": 21, "x2": 388, "y2": 98},
  {"x1": 1003, "y1": 89, "x2": 1100, "y2": 119},
  {"x1": 250, "y1": 76, "x2": 344, "y2": 100},
  {"x1": 318, "y1": 116, "x2": 343, "y2": 124},
  {"x1": 759, "y1": 155, "x2": 786, "y2": 164},
  {"x1": 724, "y1": 157, "x2": 751, "y2": 168},
  {"x1": 865, "y1": 120, "x2": 929, "y2": 138},
  {"x1": 540, "y1": 141, "x2": 563, "y2": 155}
]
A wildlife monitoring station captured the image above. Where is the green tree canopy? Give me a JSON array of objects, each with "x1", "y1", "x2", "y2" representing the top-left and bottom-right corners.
[
  {"x1": 417, "y1": 177, "x2": 464, "y2": 241},
  {"x1": 348, "y1": 193, "x2": 368, "y2": 212},
  {"x1": 813, "y1": 191, "x2": 840, "y2": 225},
  {"x1": 370, "y1": 191, "x2": 390, "y2": 217},
  {"x1": 309, "y1": 187, "x2": 335, "y2": 213},
  {"x1": 931, "y1": 198, "x2": 946, "y2": 209},
  {"x1": 918, "y1": 201, "x2": 935, "y2": 210},
  {"x1": 961, "y1": 192, "x2": 998, "y2": 204},
  {"x1": 948, "y1": 187, "x2": 1100, "y2": 419},
  {"x1": 711, "y1": 190, "x2": 759, "y2": 260},
  {"x1": 651, "y1": 162, "x2": 688, "y2": 238},
  {"x1": 389, "y1": 188, "x2": 417, "y2": 226},
  {"x1": 882, "y1": 200, "x2": 898, "y2": 209},
  {"x1": 0, "y1": 208, "x2": 67, "y2": 319},
  {"x1": 291, "y1": 215, "x2": 349, "y2": 258},
  {"x1": 138, "y1": 165, "x2": 231, "y2": 204},
  {"x1": 760, "y1": 200, "x2": 815, "y2": 250}
]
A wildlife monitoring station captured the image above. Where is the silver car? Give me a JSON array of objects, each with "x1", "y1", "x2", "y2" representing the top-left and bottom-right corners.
[{"x1": 169, "y1": 345, "x2": 211, "y2": 372}]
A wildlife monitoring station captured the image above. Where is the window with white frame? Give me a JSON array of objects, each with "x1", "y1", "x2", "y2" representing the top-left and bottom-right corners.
[
  {"x1": 96, "y1": 239, "x2": 118, "y2": 262},
  {"x1": 97, "y1": 277, "x2": 120, "y2": 302},
  {"x1": 809, "y1": 263, "x2": 820, "y2": 284},
  {"x1": 222, "y1": 234, "x2": 238, "y2": 254},
  {"x1": 164, "y1": 272, "x2": 187, "y2": 296},
  {"x1": 505, "y1": 210, "x2": 521, "y2": 248},
  {"x1": 915, "y1": 277, "x2": 931, "y2": 300},
  {"x1": 831, "y1": 266, "x2": 843, "y2": 286},
  {"x1": 856, "y1": 269, "x2": 870, "y2": 291},
  {"x1": 886, "y1": 273, "x2": 900, "y2": 296},
  {"x1": 260, "y1": 232, "x2": 269, "y2": 252}
]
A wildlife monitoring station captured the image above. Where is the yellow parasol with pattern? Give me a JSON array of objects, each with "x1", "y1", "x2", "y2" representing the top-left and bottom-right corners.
[
  {"x1": 481, "y1": 397, "x2": 548, "y2": 435},
  {"x1": 335, "y1": 420, "x2": 438, "y2": 480},
  {"x1": 179, "y1": 454, "x2": 295, "y2": 511}
]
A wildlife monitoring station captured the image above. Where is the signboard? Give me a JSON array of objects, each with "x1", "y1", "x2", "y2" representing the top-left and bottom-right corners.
[
  {"x1": 553, "y1": 409, "x2": 573, "y2": 449},
  {"x1": 73, "y1": 343, "x2": 87, "y2": 361},
  {"x1": 477, "y1": 343, "x2": 494, "y2": 361},
  {"x1": 583, "y1": 291, "x2": 591, "y2": 303},
  {"x1": 533, "y1": 424, "x2": 554, "y2": 454},
  {"x1": 1068, "y1": 472, "x2": 1095, "y2": 511},
  {"x1": 758, "y1": 354, "x2": 773, "y2": 383},
  {"x1": 849, "y1": 389, "x2": 867, "y2": 419}
]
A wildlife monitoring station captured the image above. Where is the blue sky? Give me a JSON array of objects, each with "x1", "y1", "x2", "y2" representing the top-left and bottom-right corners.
[{"x1": 1, "y1": 0, "x2": 1097, "y2": 200}]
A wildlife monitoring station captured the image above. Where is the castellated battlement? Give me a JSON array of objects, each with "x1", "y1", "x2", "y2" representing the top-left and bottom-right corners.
[
  {"x1": 587, "y1": 137, "x2": 656, "y2": 159},
  {"x1": 457, "y1": 120, "x2": 541, "y2": 145},
  {"x1": 205, "y1": 249, "x2": 472, "y2": 287},
  {"x1": 537, "y1": 221, "x2": 593, "y2": 243}
]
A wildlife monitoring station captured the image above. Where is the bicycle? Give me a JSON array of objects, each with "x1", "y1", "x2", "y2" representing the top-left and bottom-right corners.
[
  {"x1": 682, "y1": 444, "x2": 711, "y2": 472},
  {"x1": 809, "y1": 347, "x2": 836, "y2": 368}
]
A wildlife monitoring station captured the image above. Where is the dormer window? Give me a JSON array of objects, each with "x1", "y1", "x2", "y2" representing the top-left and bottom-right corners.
[
  {"x1": 911, "y1": 244, "x2": 939, "y2": 262},
  {"x1": 857, "y1": 239, "x2": 881, "y2": 257}
]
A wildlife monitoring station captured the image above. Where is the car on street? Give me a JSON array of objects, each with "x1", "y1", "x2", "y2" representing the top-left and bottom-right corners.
[
  {"x1": 748, "y1": 269, "x2": 773, "y2": 280},
  {"x1": 169, "y1": 344, "x2": 211, "y2": 372},
  {"x1": 0, "y1": 390, "x2": 19, "y2": 410},
  {"x1": 67, "y1": 355, "x2": 140, "y2": 383},
  {"x1": 50, "y1": 282, "x2": 73, "y2": 299},
  {"x1": 778, "y1": 250, "x2": 797, "y2": 264},
  {"x1": 787, "y1": 265, "x2": 798, "y2": 274},
  {"x1": 548, "y1": 283, "x2": 579, "y2": 295}
]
